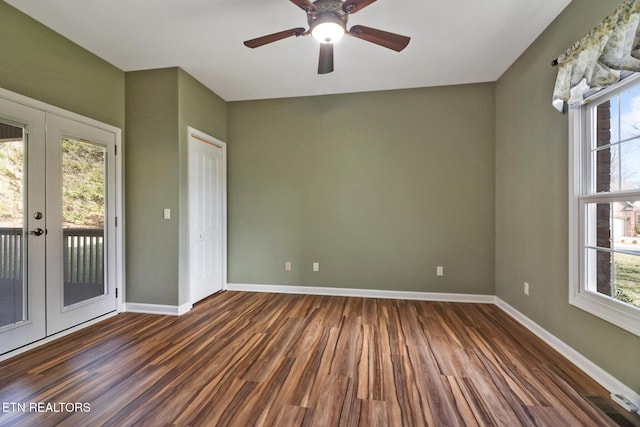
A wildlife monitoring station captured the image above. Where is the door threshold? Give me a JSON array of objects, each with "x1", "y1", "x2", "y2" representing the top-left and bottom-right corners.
[{"x1": 0, "y1": 310, "x2": 119, "y2": 363}]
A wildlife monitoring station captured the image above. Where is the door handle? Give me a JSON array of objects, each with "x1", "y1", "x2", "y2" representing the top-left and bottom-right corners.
[{"x1": 29, "y1": 228, "x2": 45, "y2": 236}]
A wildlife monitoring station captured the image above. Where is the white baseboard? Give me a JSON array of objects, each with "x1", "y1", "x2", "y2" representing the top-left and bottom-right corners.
[
  {"x1": 226, "y1": 283, "x2": 495, "y2": 303},
  {"x1": 495, "y1": 297, "x2": 640, "y2": 409},
  {"x1": 125, "y1": 302, "x2": 192, "y2": 316}
]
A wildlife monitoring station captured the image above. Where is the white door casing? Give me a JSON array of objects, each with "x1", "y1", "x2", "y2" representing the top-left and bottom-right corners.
[{"x1": 188, "y1": 128, "x2": 226, "y2": 304}]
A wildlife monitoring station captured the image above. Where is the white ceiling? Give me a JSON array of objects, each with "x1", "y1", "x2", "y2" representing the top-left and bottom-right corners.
[{"x1": 5, "y1": 0, "x2": 571, "y2": 101}]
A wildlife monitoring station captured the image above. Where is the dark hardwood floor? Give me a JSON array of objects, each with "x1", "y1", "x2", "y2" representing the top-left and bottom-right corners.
[{"x1": 0, "y1": 291, "x2": 638, "y2": 426}]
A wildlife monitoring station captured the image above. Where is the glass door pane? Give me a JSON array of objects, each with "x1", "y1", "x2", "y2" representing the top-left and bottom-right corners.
[
  {"x1": 0, "y1": 123, "x2": 26, "y2": 327},
  {"x1": 62, "y1": 138, "x2": 107, "y2": 307}
]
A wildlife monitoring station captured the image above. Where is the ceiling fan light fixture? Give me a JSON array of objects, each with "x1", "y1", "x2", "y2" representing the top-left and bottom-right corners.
[
  {"x1": 311, "y1": 14, "x2": 345, "y2": 44},
  {"x1": 243, "y1": 0, "x2": 411, "y2": 74}
]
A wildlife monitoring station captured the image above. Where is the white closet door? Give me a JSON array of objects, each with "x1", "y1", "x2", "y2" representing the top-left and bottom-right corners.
[{"x1": 189, "y1": 130, "x2": 225, "y2": 304}]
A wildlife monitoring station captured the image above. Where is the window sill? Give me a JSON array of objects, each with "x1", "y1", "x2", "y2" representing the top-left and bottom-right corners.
[{"x1": 569, "y1": 289, "x2": 640, "y2": 337}]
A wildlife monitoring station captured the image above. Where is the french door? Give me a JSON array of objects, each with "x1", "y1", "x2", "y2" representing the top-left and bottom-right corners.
[{"x1": 0, "y1": 99, "x2": 117, "y2": 355}]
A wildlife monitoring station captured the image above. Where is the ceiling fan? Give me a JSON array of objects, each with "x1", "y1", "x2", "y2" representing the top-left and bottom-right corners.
[{"x1": 243, "y1": 0, "x2": 410, "y2": 74}]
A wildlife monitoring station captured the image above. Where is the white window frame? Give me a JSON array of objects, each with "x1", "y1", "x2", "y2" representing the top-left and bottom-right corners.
[{"x1": 569, "y1": 73, "x2": 640, "y2": 338}]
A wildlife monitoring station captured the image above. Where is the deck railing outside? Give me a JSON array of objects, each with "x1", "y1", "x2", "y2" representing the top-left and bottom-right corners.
[
  {"x1": 0, "y1": 228, "x2": 23, "y2": 326},
  {"x1": 0, "y1": 227, "x2": 22, "y2": 285},
  {"x1": 0, "y1": 227, "x2": 104, "y2": 287},
  {"x1": 63, "y1": 228, "x2": 105, "y2": 287},
  {"x1": 1, "y1": 227, "x2": 105, "y2": 324}
]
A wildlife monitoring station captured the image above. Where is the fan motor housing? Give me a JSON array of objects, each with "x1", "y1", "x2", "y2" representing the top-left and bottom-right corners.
[{"x1": 308, "y1": 0, "x2": 348, "y2": 28}]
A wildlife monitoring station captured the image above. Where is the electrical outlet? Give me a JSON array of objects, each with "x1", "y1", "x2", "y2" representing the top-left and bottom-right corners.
[
  {"x1": 436, "y1": 266, "x2": 444, "y2": 276},
  {"x1": 524, "y1": 281, "x2": 530, "y2": 296},
  {"x1": 285, "y1": 261, "x2": 292, "y2": 271},
  {"x1": 313, "y1": 262, "x2": 319, "y2": 272}
]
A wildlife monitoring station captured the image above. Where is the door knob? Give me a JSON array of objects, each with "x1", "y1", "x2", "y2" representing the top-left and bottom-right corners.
[{"x1": 29, "y1": 228, "x2": 45, "y2": 236}]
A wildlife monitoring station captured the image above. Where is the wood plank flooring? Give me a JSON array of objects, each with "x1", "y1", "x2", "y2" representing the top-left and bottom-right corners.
[{"x1": 0, "y1": 291, "x2": 638, "y2": 426}]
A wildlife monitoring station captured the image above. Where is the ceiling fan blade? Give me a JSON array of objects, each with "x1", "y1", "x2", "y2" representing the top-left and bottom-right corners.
[
  {"x1": 349, "y1": 25, "x2": 410, "y2": 52},
  {"x1": 318, "y1": 43, "x2": 334, "y2": 74},
  {"x1": 342, "y1": 0, "x2": 377, "y2": 14},
  {"x1": 290, "y1": 0, "x2": 317, "y2": 12},
  {"x1": 244, "y1": 28, "x2": 306, "y2": 48}
]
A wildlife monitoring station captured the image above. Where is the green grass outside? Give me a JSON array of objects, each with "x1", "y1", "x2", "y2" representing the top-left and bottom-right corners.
[{"x1": 615, "y1": 252, "x2": 640, "y2": 308}]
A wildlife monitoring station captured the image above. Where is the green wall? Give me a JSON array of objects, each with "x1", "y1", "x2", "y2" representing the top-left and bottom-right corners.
[
  {"x1": 178, "y1": 69, "x2": 227, "y2": 143},
  {"x1": 495, "y1": 0, "x2": 640, "y2": 394},
  {"x1": 227, "y1": 84, "x2": 495, "y2": 294},
  {"x1": 0, "y1": 1, "x2": 124, "y2": 128},
  {"x1": 125, "y1": 67, "x2": 227, "y2": 306},
  {"x1": 125, "y1": 68, "x2": 180, "y2": 305}
]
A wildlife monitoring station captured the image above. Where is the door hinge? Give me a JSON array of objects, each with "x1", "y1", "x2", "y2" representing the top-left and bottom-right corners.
[
  {"x1": 115, "y1": 145, "x2": 118, "y2": 155},
  {"x1": 115, "y1": 288, "x2": 118, "y2": 298},
  {"x1": 115, "y1": 216, "x2": 118, "y2": 227}
]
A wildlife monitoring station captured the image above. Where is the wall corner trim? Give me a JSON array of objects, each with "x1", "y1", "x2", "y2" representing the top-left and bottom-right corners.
[
  {"x1": 226, "y1": 283, "x2": 495, "y2": 303},
  {"x1": 494, "y1": 297, "x2": 640, "y2": 409},
  {"x1": 124, "y1": 302, "x2": 193, "y2": 316}
]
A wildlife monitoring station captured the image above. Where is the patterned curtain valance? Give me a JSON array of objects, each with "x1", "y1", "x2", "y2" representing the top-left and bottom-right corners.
[{"x1": 552, "y1": 0, "x2": 640, "y2": 112}]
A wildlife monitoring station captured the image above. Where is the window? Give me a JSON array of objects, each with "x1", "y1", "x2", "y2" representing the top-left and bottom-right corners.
[{"x1": 569, "y1": 75, "x2": 640, "y2": 337}]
